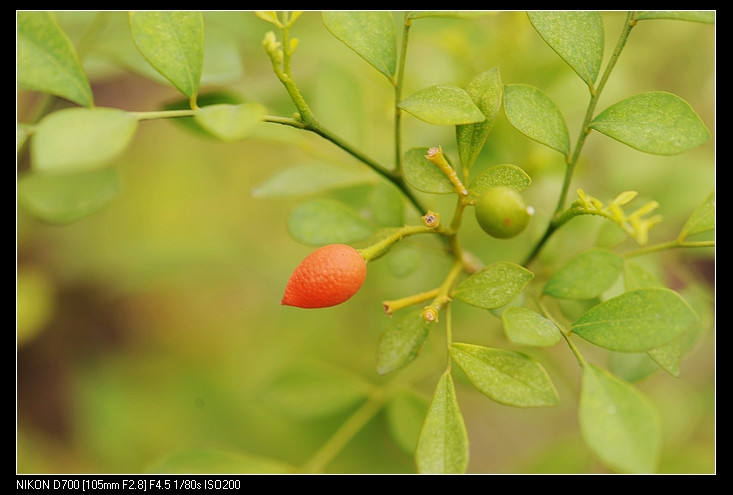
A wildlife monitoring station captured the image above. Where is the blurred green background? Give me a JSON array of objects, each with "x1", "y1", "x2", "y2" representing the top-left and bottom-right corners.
[{"x1": 17, "y1": 12, "x2": 714, "y2": 474}]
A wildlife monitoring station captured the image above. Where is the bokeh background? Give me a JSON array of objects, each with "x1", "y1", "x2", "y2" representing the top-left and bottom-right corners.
[{"x1": 17, "y1": 11, "x2": 714, "y2": 474}]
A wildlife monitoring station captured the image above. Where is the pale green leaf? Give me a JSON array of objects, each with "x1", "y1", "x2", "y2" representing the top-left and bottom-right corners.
[
  {"x1": 322, "y1": 11, "x2": 396, "y2": 79},
  {"x1": 527, "y1": 11, "x2": 604, "y2": 86},
  {"x1": 456, "y1": 68, "x2": 503, "y2": 171},
  {"x1": 32, "y1": 107, "x2": 138, "y2": 174},
  {"x1": 18, "y1": 168, "x2": 121, "y2": 224},
  {"x1": 385, "y1": 390, "x2": 429, "y2": 455},
  {"x1": 608, "y1": 352, "x2": 662, "y2": 383},
  {"x1": 162, "y1": 91, "x2": 244, "y2": 139},
  {"x1": 129, "y1": 11, "x2": 204, "y2": 98},
  {"x1": 544, "y1": 249, "x2": 624, "y2": 299},
  {"x1": 468, "y1": 164, "x2": 531, "y2": 197},
  {"x1": 571, "y1": 288, "x2": 699, "y2": 352},
  {"x1": 453, "y1": 262, "x2": 534, "y2": 309},
  {"x1": 147, "y1": 448, "x2": 294, "y2": 474},
  {"x1": 408, "y1": 11, "x2": 493, "y2": 20},
  {"x1": 386, "y1": 245, "x2": 422, "y2": 278},
  {"x1": 679, "y1": 190, "x2": 715, "y2": 239},
  {"x1": 589, "y1": 92, "x2": 710, "y2": 155},
  {"x1": 501, "y1": 307, "x2": 562, "y2": 347},
  {"x1": 399, "y1": 85, "x2": 486, "y2": 126},
  {"x1": 17, "y1": 11, "x2": 93, "y2": 106},
  {"x1": 17, "y1": 126, "x2": 30, "y2": 153},
  {"x1": 580, "y1": 364, "x2": 661, "y2": 473},
  {"x1": 193, "y1": 103, "x2": 266, "y2": 141},
  {"x1": 415, "y1": 372, "x2": 468, "y2": 474},
  {"x1": 402, "y1": 147, "x2": 454, "y2": 194},
  {"x1": 376, "y1": 310, "x2": 431, "y2": 375},
  {"x1": 504, "y1": 84, "x2": 570, "y2": 155},
  {"x1": 369, "y1": 182, "x2": 405, "y2": 227},
  {"x1": 252, "y1": 164, "x2": 373, "y2": 198},
  {"x1": 636, "y1": 11, "x2": 715, "y2": 23},
  {"x1": 623, "y1": 261, "x2": 663, "y2": 291},
  {"x1": 287, "y1": 199, "x2": 374, "y2": 246},
  {"x1": 450, "y1": 343, "x2": 559, "y2": 407}
]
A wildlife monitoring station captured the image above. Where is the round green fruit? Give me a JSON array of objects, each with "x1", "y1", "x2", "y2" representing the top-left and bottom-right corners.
[{"x1": 475, "y1": 186, "x2": 533, "y2": 239}]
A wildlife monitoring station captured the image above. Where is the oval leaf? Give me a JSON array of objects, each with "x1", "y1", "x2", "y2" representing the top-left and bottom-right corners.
[
  {"x1": 636, "y1": 11, "x2": 715, "y2": 23},
  {"x1": 32, "y1": 107, "x2": 138, "y2": 174},
  {"x1": 17, "y1": 11, "x2": 93, "y2": 106},
  {"x1": 385, "y1": 390, "x2": 430, "y2": 455},
  {"x1": 252, "y1": 163, "x2": 373, "y2": 198},
  {"x1": 193, "y1": 103, "x2": 266, "y2": 141},
  {"x1": 468, "y1": 164, "x2": 532, "y2": 197},
  {"x1": 571, "y1": 288, "x2": 699, "y2": 352},
  {"x1": 129, "y1": 11, "x2": 204, "y2": 99},
  {"x1": 589, "y1": 92, "x2": 710, "y2": 155},
  {"x1": 162, "y1": 91, "x2": 244, "y2": 138},
  {"x1": 402, "y1": 147, "x2": 454, "y2": 194},
  {"x1": 456, "y1": 68, "x2": 503, "y2": 171},
  {"x1": 287, "y1": 198, "x2": 374, "y2": 246},
  {"x1": 504, "y1": 84, "x2": 570, "y2": 155},
  {"x1": 415, "y1": 372, "x2": 468, "y2": 474},
  {"x1": 147, "y1": 448, "x2": 294, "y2": 474},
  {"x1": 679, "y1": 190, "x2": 715, "y2": 239},
  {"x1": 453, "y1": 262, "x2": 534, "y2": 310},
  {"x1": 322, "y1": 11, "x2": 396, "y2": 79},
  {"x1": 18, "y1": 168, "x2": 121, "y2": 224},
  {"x1": 623, "y1": 261, "x2": 663, "y2": 291},
  {"x1": 580, "y1": 364, "x2": 661, "y2": 473},
  {"x1": 451, "y1": 343, "x2": 559, "y2": 407},
  {"x1": 527, "y1": 11, "x2": 604, "y2": 86},
  {"x1": 501, "y1": 307, "x2": 562, "y2": 347},
  {"x1": 543, "y1": 249, "x2": 624, "y2": 299},
  {"x1": 376, "y1": 310, "x2": 431, "y2": 375},
  {"x1": 399, "y1": 85, "x2": 486, "y2": 126}
]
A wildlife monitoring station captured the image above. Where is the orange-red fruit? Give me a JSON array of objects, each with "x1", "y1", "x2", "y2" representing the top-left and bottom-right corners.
[{"x1": 281, "y1": 244, "x2": 367, "y2": 309}]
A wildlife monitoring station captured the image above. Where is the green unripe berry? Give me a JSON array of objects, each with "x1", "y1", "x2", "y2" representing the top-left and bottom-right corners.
[{"x1": 475, "y1": 186, "x2": 533, "y2": 239}]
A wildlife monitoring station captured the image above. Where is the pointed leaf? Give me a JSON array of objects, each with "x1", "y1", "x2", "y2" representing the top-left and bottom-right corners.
[
  {"x1": 468, "y1": 164, "x2": 531, "y2": 197},
  {"x1": 322, "y1": 11, "x2": 396, "y2": 79},
  {"x1": 453, "y1": 262, "x2": 534, "y2": 309},
  {"x1": 399, "y1": 85, "x2": 486, "y2": 126},
  {"x1": 501, "y1": 307, "x2": 562, "y2": 347},
  {"x1": 451, "y1": 343, "x2": 559, "y2": 407},
  {"x1": 528, "y1": 11, "x2": 604, "y2": 86},
  {"x1": 385, "y1": 390, "x2": 429, "y2": 455},
  {"x1": 287, "y1": 198, "x2": 374, "y2": 246},
  {"x1": 18, "y1": 168, "x2": 121, "y2": 224},
  {"x1": 193, "y1": 103, "x2": 266, "y2": 141},
  {"x1": 32, "y1": 107, "x2": 138, "y2": 174},
  {"x1": 129, "y1": 11, "x2": 204, "y2": 99},
  {"x1": 679, "y1": 190, "x2": 715, "y2": 239},
  {"x1": 544, "y1": 249, "x2": 624, "y2": 299},
  {"x1": 17, "y1": 11, "x2": 93, "y2": 106},
  {"x1": 252, "y1": 163, "x2": 373, "y2": 198},
  {"x1": 147, "y1": 448, "x2": 294, "y2": 474},
  {"x1": 504, "y1": 84, "x2": 570, "y2": 155},
  {"x1": 376, "y1": 310, "x2": 431, "y2": 375},
  {"x1": 580, "y1": 364, "x2": 661, "y2": 473},
  {"x1": 571, "y1": 288, "x2": 698, "y2": 352},
  {"x1": 456, "y1": 68, "x2": 503, "y2": 170},
  {"x1": 636, "y1": 11, "x2": 715, "y2": 23},
  {"x1": 415, "y1": 372, "x2": 468, "y2": 474},
  {"x1": 402, "y1": 147, "x2": 454, "y2": 194},
  {"x1": 589, "y1": 92, "x2": 710, "y2": 155}
]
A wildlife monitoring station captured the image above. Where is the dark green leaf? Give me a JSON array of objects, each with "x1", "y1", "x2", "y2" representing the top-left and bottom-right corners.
[
  {"x1": 376, "y1": 310, "x2": 431, "y2": 375},
  {"x1": 287, "y1": 199, "x2": 374, "y2": 246},
  {"x1": 456, "y1": 68, "x2": 503, "y2": 171},
  {"x1": 468, "y1": 164, "x2": 531, "y2": 197},
  {"x1": 679, "y1": 190, "x2": 715, "y2": 239},
  {"x1": 399, "y1": 85, "x2": 486, "y2": 125},
  {"x1": 402, "y1": 147, "x2": 454, "y2": 194},
  {"x1": 453, "y1": 262, "x2": 534, "y2": 309},
  {"x1": 504, "y1": 84, "x2": 570, "y2": 155},
  {"x1": 501, "y1": 307, "x2": 562, "y2": 347},
  {"x1": 543, "y1": 249, "x2": 624, "y2": 299},
  {"x1": 147, "y1": 448, "x2": 294, "y2": 474}
]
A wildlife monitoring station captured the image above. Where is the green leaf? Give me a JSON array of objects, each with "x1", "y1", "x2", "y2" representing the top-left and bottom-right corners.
[
  {"x1": 162, "y1": 91, "x2": 244, "y2": 138},
  {"x1": 193, "y1": 103, "x2": 266, "y2": 142},
  {"x1": 468, "y1": 164, "x2": 532, "y2": 197},
  {"x1": 608, "y1": 352, "x2": 662, "y2": 383},
  {"x1": 252, "y1": 164, "x2": 373, "y2": 198},
  {"x1": 369, "y1": 182, "x2": 405, "y2": 227},
  {"x1": 287, "y1": 198, "x2": 374, "y2": 246},
  {"x1": 451, "y1": 343, "x2": 559, "y2": 407},
  {"x1": 580, "y1": 364, "x2": 661, "y2": 473},
  {"x1": 17, "y1": 11, "x2": 93, "y2": 106},
  {"x1": 589, "y1": 92, "x2": 710, "y2": 155},
  {"x1": 18, "y1": 168, "x2": 121, "y2": 224},
  {"x1": 504, "y1": 84, "x2": 570, "y2": 156},
  {"x1": 456, "y1": 68, "x2": 503, "y2": 171},
  {"x1": 129, "y1": 11, "x2": 204, "y2": 99},
  {"x1": 386, "y1": 245, "x2": 422, "y2": 278},
  {"x1": 260, "y1": 362, "x2": 370, "y2": 420},
  {"x1": 636, "y1": 11, "x2": 715, "y2": 23},
  {"x1": 385, "y1": 390, "x2": 429, "y2": 455},
  {"x1": 408, "y1": 11, "x2": 492, "y2": 20},
  {"x1": 376, "y1": 310, "x2": 431, "y2": 375},
  {"x1": 527, "y1": 11, "x2": 604, "y2": 86},
  {"x1": 544, "y1": 249, "x2": 624, "y2": 299},
  {"x1": 147, "y1": 448, "x2": 294, "y2": 474},
  {"x1": 415, "y1": 372, "x2": 468, "y2": 474},
  {"x1": 501, "y1": 307, "x2": 562, "y2": 347},
  {"x1": 453, "y1": 262, "x2": 534, "y2": 309},
  {"x1": 679, "y1": 190, "x2": 715, "y2": 239},
  {"x1": 32, "y1": 107, "x2": 138, "y2": 174},
  {"x1": 571, "y1": 288, "x2": 699, "y2": 352},
  {"x1": 402, "y1": 147, "x2": 454, "y2": 194},
  {"x1": 623, "y1": 261, "x2": 663, "y2": 291},
  {"x1": 321, "y1": 11, "x2": 396, "y2": 80},
  {"x1": 399, "y1": 85, "x2": 486, "y2": 126}
]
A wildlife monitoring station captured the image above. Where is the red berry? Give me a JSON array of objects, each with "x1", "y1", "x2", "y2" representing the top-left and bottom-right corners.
[{"x1": 281, "y1": 244, "x2": 367, "y2": 309}]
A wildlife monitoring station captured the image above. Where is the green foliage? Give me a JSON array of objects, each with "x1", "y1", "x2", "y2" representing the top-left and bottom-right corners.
[
  {"x1": 503, "y1": 84, "x2": 570, "y2": 156},
  {"x1": 399, "y1": 85, "x2": 486, "y2": 125}
]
